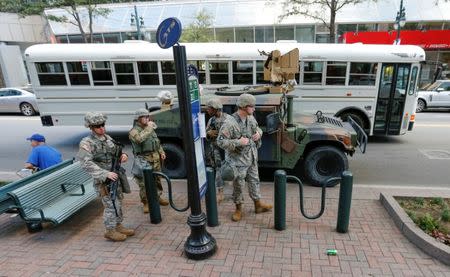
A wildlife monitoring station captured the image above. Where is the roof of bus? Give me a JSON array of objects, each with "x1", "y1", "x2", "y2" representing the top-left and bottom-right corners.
[{"x1": 24, "y1": 42, "x2": 426, "y2": 63}]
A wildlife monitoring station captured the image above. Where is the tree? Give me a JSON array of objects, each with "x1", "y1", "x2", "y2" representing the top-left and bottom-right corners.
[
  {"x1": 180, "y1": 9, "x2": 214, "y2": 42},
  {"x1": 279, "y1": 0, "x2": 373, "y2": 43}
]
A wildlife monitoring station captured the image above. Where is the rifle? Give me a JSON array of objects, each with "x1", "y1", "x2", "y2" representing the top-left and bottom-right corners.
[{"x1": 106, "y1": 140, "x2": 124, "y2": 217}]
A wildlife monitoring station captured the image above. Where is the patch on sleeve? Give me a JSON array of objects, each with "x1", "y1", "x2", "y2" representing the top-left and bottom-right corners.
[{"x1": 80, "y1": 142, "x2": 91, "y2": 152}]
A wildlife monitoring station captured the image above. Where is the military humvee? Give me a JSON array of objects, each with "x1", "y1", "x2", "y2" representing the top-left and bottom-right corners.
[{"x1": 148, "y1": 48, "x2": 366, "y2": 186}]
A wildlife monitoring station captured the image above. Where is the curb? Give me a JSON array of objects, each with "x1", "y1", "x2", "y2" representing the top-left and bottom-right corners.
[{"x1": 380, "y1": 192, "x2": 450, "y2": 266}]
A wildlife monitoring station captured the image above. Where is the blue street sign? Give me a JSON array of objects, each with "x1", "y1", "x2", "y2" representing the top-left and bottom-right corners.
[{"x1": 156, "y1": 17, "x2": 182, "y2": 49}]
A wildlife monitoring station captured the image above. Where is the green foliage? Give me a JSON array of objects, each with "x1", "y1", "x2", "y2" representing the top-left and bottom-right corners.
[
  {"x1": 180, "y1": 9, "x2": 214, "y2": 42},
  {"x1": 414, "y1": 197, "x2": 424, "y2": 207},
  {"x1": 431, "y1": 197, "x2": 444, "y2": 206},
  {"x1": 417, "y1": 213, "x2": 439, "y2": 233},
  {"x1": 406, "y1": 210, "x2": 417, "y2": 222},
  {"x1": 442, "y1": 209, "x2": 450, "y2": 222}
]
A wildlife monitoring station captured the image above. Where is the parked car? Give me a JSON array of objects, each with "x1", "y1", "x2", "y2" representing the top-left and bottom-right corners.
[
  {"x1": 0, "y1": 87, "x2": 39, "y2": 116},
  {"x1": 416, "y1": 80, "x2": 450, "y2": 112}
]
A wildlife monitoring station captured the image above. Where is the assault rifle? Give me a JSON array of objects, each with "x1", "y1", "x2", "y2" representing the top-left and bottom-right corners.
[{"x1": 106, "y1": 141, "x2": 124, "y2": 217}]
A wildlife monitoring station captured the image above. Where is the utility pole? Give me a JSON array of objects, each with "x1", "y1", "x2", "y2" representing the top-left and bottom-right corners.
[
  {"x1": 394, "y1": 0, "x2": 406, "y2": 45},
  {"x1": 130, "y1": 5, "x2": 144, "y2": 40}
]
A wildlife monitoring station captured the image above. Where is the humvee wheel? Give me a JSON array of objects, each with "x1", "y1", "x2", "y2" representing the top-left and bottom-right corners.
[
  {"x1": 304, "y1": 145, "x2": 348, "y2": 187},
  {"x1": 162, "y1": 143, "x2": 186, "y2": 179}
]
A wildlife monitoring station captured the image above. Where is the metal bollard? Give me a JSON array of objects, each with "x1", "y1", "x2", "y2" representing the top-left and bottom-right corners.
[
  {"x1": 205, "y1": 167, "x2": 219, "y2": 227},
  {"x1": 336, "y1": 171, "x2": 353, "y2": 233},
  {"x1": 274, "y1": 170, "x2": 287, "y2": 231},
  {"x1": 143, "y1": 166, "x2": 161, "y2": 224}
]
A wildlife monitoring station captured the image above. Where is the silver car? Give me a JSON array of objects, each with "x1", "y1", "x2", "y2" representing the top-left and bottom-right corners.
[
  {"x1": 0, "y1": 87, "x2": 39, "y2": 116},
  {"x1": 416, "y1": 80, "x2": 450, "y2": 112}
]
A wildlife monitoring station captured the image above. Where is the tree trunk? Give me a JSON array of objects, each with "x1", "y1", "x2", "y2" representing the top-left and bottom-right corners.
[
  {"x1": 88, "y1": 6, "x2": 94, "y2": 43},
  {"x1": 329, "y1": 0, "x2": 337, "y2": 43}
]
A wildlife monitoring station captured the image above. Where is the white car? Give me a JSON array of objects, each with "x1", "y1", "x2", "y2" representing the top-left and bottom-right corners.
[
  {"x1": 416, "y1": 80, "x2": 450, "y2": 112},
  {"x1": 0, "y1": 87, "x2": 39, "y2": 116}
]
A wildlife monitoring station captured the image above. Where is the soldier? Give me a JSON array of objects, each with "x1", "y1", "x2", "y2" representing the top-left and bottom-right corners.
[
  {"x1": 205, "y1": 97, "x2": 230, "y2": 202},
  {"x1": 129, "y1": 108, "x2": 169, "y2": 214},
  {"x1": 217, "y1": 93, "x2": 272, "y2": 221},
  {"x1": 77, "y1": 112, "x2": 135, "y2": 242}
]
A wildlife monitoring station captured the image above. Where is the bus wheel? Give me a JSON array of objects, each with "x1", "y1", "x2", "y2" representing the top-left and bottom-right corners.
[
  {"x1": 161, "y1": 143, "x2": 186, "y2": 179},
  {"x1": 303, "y1": 146, "x2": 348, "y2": 187},
  {"x1": 340, "y1": 112, "x2": 365, "y2": 130},
  {"x1": 416, "y1": 99, "x2": 426, "y2": 113}
]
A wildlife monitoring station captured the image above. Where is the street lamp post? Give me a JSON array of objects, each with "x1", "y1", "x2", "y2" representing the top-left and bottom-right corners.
[
  {"x1": 394, "y1": 0, "x2": 406, "y2": 45},
  {"x1": 130, "y1": 5, "x2": 144, "y2": 40}
]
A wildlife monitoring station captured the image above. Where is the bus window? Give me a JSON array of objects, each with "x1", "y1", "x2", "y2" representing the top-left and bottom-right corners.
[
  {"x1": 349, "y1": 62, "x2": 377, "y2": 86},
  {"x1": 161, "y1": 61, "x2": 176, "y2": 85},
  {"x1": 114, "y1": 63, "x2": 135, "y2": 85},
  {"x1": 326, "y1": 61, "x2": 346, "y2": 85},
  {"x1": 232, "y1": 61, "x2": 253, "y2": 85},
  {"x1": 36, "y1": 62, "x2": 67, "y2": 86},
  {"x1": 408, "y1": 66, "x2": 418, "y2": 95},
  {"x1": 395, "y1": 65, "x2": 410, "y2": 98},
  {"x1": 303, "y1": 61, "x2": 323, "y2": 85},
  {"x1": 138, "y1": 61, "x2": 159, "y2": 85},
  {"x1": 67, "y1": 62, "x2": 90, "y2": 85},
  {"x1": 256, "y1": 61, "x2": 267, "y2": 84},
  {"x1": 91, "y1": 61, "x2": 113, "y2": 86},
  {"x1": 210, "y1": 62, "x2": 229, "y2": 84},
  {"x1": 187, "y1": 60, "x2": 206, "y2": 84}
]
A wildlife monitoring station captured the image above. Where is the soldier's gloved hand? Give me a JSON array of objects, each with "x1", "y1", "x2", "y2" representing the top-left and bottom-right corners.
[
  {"x1": 252, "y1": 132, "x2": 261, "y2": 141},
  {"x1": 239, "y1": 137, "x2": 250, "y2": 146},
  {"x1": 107, "y1": 172, "x2": 118, "y2": 181},
  {"x1": 207, "y1": 130, "x2": 219, "y2": 139}
]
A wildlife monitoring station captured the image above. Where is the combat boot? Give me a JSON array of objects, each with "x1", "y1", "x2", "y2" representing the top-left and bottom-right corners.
[
  {"x1": 254, "y1": 200, "x2": 272, "y2": 214},
  {"x1": 232, "y1": 204, "x2": 242, "y2": 222},
  {"x1": 104, "y1": 229, "x2": 127, "y2": 242},
  {"x1": 159, "y1": 197, "x2": 169, "y2": 206},
  {"x1": 142, "y1": 200, "x2": 149, "y2": 213},
  {"x1": 116, "y1": 224, "x2": 135, "y2": 237}
]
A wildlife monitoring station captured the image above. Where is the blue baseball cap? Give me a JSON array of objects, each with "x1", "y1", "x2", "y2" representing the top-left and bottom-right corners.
[{"x1": 26, "y1": 133, "x2": 45, "y2": 142}]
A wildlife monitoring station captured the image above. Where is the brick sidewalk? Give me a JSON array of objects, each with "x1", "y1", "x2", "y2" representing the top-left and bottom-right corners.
[{"x1": 0, "y1": 181, "x2": 449, "y2": 276}]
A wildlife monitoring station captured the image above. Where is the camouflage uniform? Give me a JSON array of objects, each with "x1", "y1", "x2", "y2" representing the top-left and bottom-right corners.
[
  {"x1": 205, "y1": 100, "x2": 230, "y2": 189},
  {"x1": 217, "y1": 111, "x2": 263, "y2": 204},
  {"x1": 129, "y1": 109, "x2": 166, "y2": 205}
]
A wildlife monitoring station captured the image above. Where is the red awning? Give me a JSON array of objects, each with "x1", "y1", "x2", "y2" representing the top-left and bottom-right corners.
[{"x1": 342, "y1": 30, "x2": 450, "y2": 50}]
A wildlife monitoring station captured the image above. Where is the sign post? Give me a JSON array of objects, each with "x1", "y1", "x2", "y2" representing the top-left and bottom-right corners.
[{"x1": 156, "y1": 17, "x2": 216, "y2": 260}]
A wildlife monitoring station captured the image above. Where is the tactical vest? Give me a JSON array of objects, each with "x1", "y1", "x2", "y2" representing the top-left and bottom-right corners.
[
  {"x1": 131, "y1": 125, "x2": 161, "y2": 154},
  {"x1": 91, "y1": 135, "x2": 115, "y2": 170}
]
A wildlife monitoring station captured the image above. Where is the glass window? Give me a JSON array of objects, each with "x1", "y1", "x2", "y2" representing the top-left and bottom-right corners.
[
  {"x1": 215, "y1": 28, "x2": 234, "y2": 42},
  {"x1": 68, "y1": 35, "x2": 84, "y2": 43},
  {"x1": 357, "y1": 24, "x2": 377, "y2": 32},
  {"x1": 303, "y1": 61, "x2": 323, "y2": 85},
  {"x1": 187, "y1": 60, "x2": 206, "y2": 84},
  {"x1": 56, "y1": 35, "x2": 68, "y2": 43},
  {"x1": 349, "y1": 62, "x2": 377, "y2": 86},
  {"x1": 315, "y1": 34, "x2": 330, "y2": 43},
  {"x1": 210, "y1": 62, "x2": 229, "y2": 84},
  {"x1": 232, "y1": 61, "x2": 253, "y2": 84},
  {"x1": 408, "y1": 67, "x2": 419, "y2": 95},
  {"x1": 256, "y1": 60, "x2": 268, "y2": 84},
  {"x1": 91, "y1": 61, "x2": 113, "y2": 86},
  {"x1": 295, "y1": 25, "x2": 314, "y2": 42},
  {"x1": 161, "y1": 61, "x2": 176, "y2": 85},
  {"x1": 275, "y1": 25, "x2": 294, "y2": 41},
  {"x1": 326, "y1": 62, "x2": 347, "y2": 85},
  {"x1": 337, "y1": 24, "x2": 357, "y2": 36},
  {"x1": 114, "y1": 63, "x2": 135, "y2": 85},
  {"x1": 67, "y1": 62, "x2": 90, "y2": 85},
  {"x1": 138, "y1": 61, "x2": 159, "y2": 85},
  {"x1": 235, "y1": 27, "x2": 253, "y2": 43},
  {"x1": 255, "y1": 26, "x2": 274, "y2": 43},
  {"x1": 35, "y1": 62, "x2": 67, "y2": 86},
  {"x1": 103, "y1": 33, "x2": 121, "y2": 43}
]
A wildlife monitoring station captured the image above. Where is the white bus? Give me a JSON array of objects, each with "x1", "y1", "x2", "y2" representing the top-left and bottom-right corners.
[{"x1": 25, "y1": 41, "x2": 425, "y2": 136}]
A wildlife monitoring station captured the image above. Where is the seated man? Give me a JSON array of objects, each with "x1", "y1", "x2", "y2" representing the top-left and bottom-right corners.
[{"x1": 25, "y1": 133, "x2": 62, "y2": 171}]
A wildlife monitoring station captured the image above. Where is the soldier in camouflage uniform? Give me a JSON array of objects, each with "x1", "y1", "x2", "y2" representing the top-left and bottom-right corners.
[
  {"x1": 205, "y1": 98, "x2": 230, "y2": 202},
  {"x1": 129, "y1": 109, "x2": 169, "y2": 214},
  {"x1": 77, "y1": 112, "x2": 135, "y2": 242},
  {"x1": 217, "y1": 94, "x2": 273, "y2": 221}
]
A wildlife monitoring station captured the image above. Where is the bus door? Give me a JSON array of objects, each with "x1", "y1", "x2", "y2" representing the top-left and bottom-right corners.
[{"x1": 373, "y1": 63, "x2": 410, "y2": 135}]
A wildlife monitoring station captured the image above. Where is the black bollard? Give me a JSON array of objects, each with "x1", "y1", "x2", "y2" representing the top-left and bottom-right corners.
[
  {"x1": 143, "y1": 166, "x2": 161, "y2": 224},
  {"x1": 336, "y1": 171, "x2": 353, "y2": 233},
  {"x1": 274, "y1": 170, "x2": 287, "y2": 231},
  {"x1": 205, "y1": 167, "x2": 219, "y2": 227}
]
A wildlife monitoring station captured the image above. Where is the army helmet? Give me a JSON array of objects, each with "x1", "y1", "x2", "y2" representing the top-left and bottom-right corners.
[
  {"x1": 236, "y1": 93, "x2": 256, "y2": 108},
  {"x1": 84, "y1": 112, "x2": 107, "y2": 128},
  {"x1": 134, "y1": 108, "x2": 150, "y2": 120},
  {"x1": 206, "y1": 98, "x2": 223, "y2": 110}
]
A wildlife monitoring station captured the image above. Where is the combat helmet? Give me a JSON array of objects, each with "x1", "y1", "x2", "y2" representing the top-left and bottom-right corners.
[
  {"x1": 134, "y1": 108, "x2": 150, "y2": 120},
  {"x1": 84, "y1": 112, "x2": 107, "y2": 128},
  {"x1": 236, "y1": 93, "x2": 256, "y2": 108},
  {"x1": 206, "y1": 98, "x2": 223, "y2": 110}
]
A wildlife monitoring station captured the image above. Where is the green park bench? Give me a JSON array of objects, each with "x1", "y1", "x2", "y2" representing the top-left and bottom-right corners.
[
  {"x1": 6, "y1": 161, "x2": 96, "y2": 232},
  {"x1": 0, "y1": 159, "x2": 74, "y2": 215}
]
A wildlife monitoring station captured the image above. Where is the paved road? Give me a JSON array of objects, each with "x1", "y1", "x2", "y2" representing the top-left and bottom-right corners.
[{"x1": 1, "y1": 111, "x2": 450, "y2": 188}]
